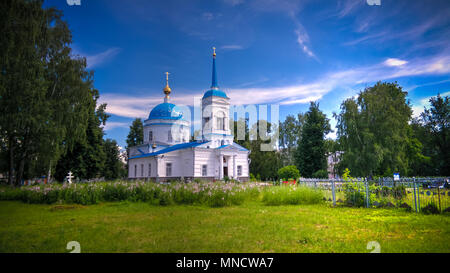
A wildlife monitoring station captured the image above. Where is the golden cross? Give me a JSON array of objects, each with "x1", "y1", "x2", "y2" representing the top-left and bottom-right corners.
[
  {"x1": 165, "y1": 72, "x2": 170, "y2": 82},
  {"x1": 213, "y1": 47, "x2": 216, "y2": 56}
]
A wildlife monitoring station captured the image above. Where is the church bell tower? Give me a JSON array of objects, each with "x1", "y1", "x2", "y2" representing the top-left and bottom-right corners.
[{"x1": 201, "y1": 47, "x2": 233, "y2": 148}]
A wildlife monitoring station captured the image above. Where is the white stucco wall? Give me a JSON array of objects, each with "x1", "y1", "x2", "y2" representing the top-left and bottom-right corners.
[
  {"x1": 193, "y1": 149, "x2": 218, "y2": 178},
  {"x1": 143, "y1": 118, "x2": 190, "y2": 145},
  {"x1": 128, "y1": 144, "x2": 249, "y2": 180}
]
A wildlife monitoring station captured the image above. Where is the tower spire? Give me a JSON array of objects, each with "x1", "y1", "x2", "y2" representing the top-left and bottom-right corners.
[
  {"x1": 163, "y1": 72, "x2": 171, "y2": 103},
  {"x1": 211, "y1": 47, "x2": 219, "y2": 90}
]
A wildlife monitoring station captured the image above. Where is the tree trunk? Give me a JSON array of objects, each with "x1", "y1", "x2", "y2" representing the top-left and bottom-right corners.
[
  {"x1": 8, "y1": 137, "x2": 14, "y2": 186},
  {"x1": 15, "y1": 156, "x2": 26, "y2": 187}
]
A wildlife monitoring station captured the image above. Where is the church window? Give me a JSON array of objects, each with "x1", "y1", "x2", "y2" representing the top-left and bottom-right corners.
[
  {"x1": 202, "y1": 165, "x2": 207, "y2": 176},
  {"x1": 237, "y1": 165, "x2": 242, "y2": 176},
  {"x1": 166, "y1": 163, "x2": 172, "y2": 177},
  {"x1": 148, "y1": 163, "x2": 151, "y2": 177},
  {"x1": 141, "y1": 164, "x2": 144, "y2": 177},
  {"x1": 168, "y1": 131, "x2": 172, "y2": 142},
  {"x1": 149, "y1": 131, "x2": 153, "y2": 142},
  {"x1": 216, "y1": 117, "x2": 226, "y2": 130},
  {"x1": 216, "y1": 117, "x2": 222, "y2": 130},
  {"x1": 204, "y1": 117, "x2": 210, "y2": 130},
  {"x1": 134, "y1": 165, "x2": 137, "y2": 177}
]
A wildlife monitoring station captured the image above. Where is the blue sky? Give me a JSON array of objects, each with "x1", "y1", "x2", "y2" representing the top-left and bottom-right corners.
[{"x1": 44, "y1": 0, "x2": 450, "y2": 148}]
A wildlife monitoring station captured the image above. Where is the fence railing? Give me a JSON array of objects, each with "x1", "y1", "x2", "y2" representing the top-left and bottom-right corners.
[{"x1": 287, "y1": 177, "x2": 450, "y2": 213}]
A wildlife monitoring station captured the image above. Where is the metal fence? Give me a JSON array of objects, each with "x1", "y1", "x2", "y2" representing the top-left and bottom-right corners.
[{"x1": 294, "y1": 177, "x2": 450, "y2": 213}]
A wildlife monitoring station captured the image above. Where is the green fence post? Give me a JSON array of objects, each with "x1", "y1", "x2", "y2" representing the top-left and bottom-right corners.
[
  {"x1": 413, "y1": 179, "x2": 418, "y2": 213},
  {"x1": 417, "y1": 181, "x2": 421, "y2": 212},
  {"x1": 331, "y1": 179, "x2": 336, "y2": 206},
  {"x1": 438, "y1": 186, "x2": 442, "y2": 212}
]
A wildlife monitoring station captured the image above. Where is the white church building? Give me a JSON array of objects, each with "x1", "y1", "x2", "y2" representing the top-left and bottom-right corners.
[{"x1": 128, "y1": 49, "x2": 250, "y2": 182}]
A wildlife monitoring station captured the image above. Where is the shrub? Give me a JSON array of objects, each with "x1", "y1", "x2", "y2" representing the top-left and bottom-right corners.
[
  {"x1": 312, "y1": 169, "x2": 328, "y2": 179},
  {"x1": 391, "y1": 185, "x2": 407, "y2": 199},
  {"x1": 340, "y1": 168, "x2": 379, "y2": 207},
  {"x1": 421, "y1": 201, "x2": 440, "y2": 214},
  {"x1": 343, "y1": 181, "x2": 379, "y2": 207},
  {"x1": 277, "y1": 166, "x2": 300, "y2": 181}
]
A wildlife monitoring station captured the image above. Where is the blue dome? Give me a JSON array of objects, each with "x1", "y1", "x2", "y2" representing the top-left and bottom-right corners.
[
  {"x1": 202, "y1": 89, "x2": 229, "y2": 99},
  {"x1": 148, "y1": 103, "x2": 183, "y2": 120}
]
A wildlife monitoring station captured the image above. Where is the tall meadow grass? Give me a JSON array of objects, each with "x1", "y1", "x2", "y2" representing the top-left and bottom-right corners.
[{"x1": 262, "y1": 185, "x2": 324, "y2": 205}]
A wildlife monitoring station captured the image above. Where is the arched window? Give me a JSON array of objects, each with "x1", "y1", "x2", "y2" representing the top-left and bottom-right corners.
[
  {"x1": 215, "y1": 111, "x2": 226, "y2": 130},
  {"x1": 149, "y1": 131, "x2": 153, "y2": 142},
  {"x1": 168, "y1": 130, "x2": 172, "y2": 142}
]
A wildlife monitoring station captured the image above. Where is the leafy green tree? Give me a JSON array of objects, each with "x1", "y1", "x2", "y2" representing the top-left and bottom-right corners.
[
  {"x1": 414, "y1": 94, "x2": 449, "y2": 175},
  {"x1": 279, "y1": 114, "x2": 305, "y2": 166},
  {"x1": 335, "y1": 82, "x2": 420, "y2": 177},
  {"x1": 406, "y1": 122, "x2": 432, "y2": 176},
  {"x1": 103, "y1": 139, "x2": 123, "y2": 180},
  {"x1": 324, "y1": 139, "x2": 338, "y2": 154},
  {"x1": 126, "y1": 118, "x2": 144, "y2": 147},
  {"x1": 54, "y1": 90, "x2": 109, "y2": 181},
  {"x1": 277, "y1": 165, "x2": 300, "y2": 180},
  {"x1": 295, "y1": 102, "x2": 331, "y2": 177},
  {"x1": 232, "y1": 118, "x2": 280, "y2": 180},
  {"x1": 312, "y1": 169, "x2": 328, "y2": 179},
  {"x1": 0, "y1": 0, "x2": 94, "y2": 185}
]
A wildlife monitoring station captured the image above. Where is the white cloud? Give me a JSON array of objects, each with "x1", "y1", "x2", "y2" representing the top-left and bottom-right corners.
[
  {"x1": 336, "y1": 0, "x2": 363, "y2": 18},
  {"x1": 101, "y1": 52, "x2": 450, "y2": 118},
  {"x1": 101, "y1": 121, "x2": 130, "y2": 131},
  {"x1": 326, "y1": 130, "x2": 337, "y2": 140},
  {"x1": 344, "y1": 15, "x2": 448, "y2": 46},
  {"x1": 85, "y1": 48, "x2": 121, "y2": 68},
  {"x1": 98, "y1": 92, "x2": 197, "y2": 119},
  {"x1": 71, "y1": 47, "x2": 121, "y2": 68},
  {"x1": 384, "y1": 58, "x2": 408, "y2": 67},
  {"x1": 294, "y1": 28, "x2": 317, "y2": 60},
  {"x1": 220, "y1": 45, "x2": 244, "y2": 50}
]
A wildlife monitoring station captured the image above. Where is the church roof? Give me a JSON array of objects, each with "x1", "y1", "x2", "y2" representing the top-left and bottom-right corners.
[
  {"x1": 129, "y1": 141, "x2": 248, "y2": 160},
  {"x1": 202, "y1": 47, "x2": 229, "y2": 99},
  {"x1": 202, "y1": 89, "x2": 229, "y2": 99},
  {"x1": 147, "y1": 72, "x2": 186, "y2": 121},
  {"x1": 129, "y1": 141, "x2": 209, "y2": 159},
  {"x1": 215, "y1": 142, "x2": 249, "y2": 151},
  {"x1": 148, "y1": 102, "x2": 184, "y2": 120}
]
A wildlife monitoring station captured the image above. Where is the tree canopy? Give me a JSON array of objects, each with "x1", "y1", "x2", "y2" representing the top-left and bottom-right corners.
[
  {"x1": 334, "y1": 82, "x2": 419, "y2": 177},
  {"x1": 295, "y1": 102, "x2": 331, "y2": 177},
  {"x1": 411, "y1": 94, "x2": 449, "y2": 176},
  {"x1": 232, "y1": 118, "x2": 280, "y2": 181},
  {"x1": 126, "y1": 118, "x2": 144, "y2": 148},
  {"x1": 0, "y1": 0, "x2": 96, "y2": 184},
  {"x1": 0, "y1": 0, "x2": 125, "y2": 184}
]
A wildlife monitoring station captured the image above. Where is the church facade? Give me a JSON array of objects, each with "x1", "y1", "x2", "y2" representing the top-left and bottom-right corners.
[{"x1": 127, "y1": 49, "x2": 250, "y2": 182}]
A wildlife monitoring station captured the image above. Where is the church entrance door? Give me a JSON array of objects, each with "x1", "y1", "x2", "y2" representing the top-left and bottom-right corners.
[{"x1": 223, "y1": 167, "x2": 228, "y2": 177}]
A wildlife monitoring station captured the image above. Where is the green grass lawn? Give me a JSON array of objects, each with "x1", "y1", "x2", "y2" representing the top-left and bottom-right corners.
[{"x1": 0, "y1": 200, "x2": 448, "y2": 253}]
